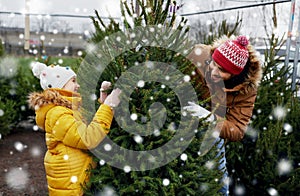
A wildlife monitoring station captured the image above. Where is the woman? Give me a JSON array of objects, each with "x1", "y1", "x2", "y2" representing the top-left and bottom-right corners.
[{"x1": 185, "y1": 35, "x2": 262, "y2": 195}]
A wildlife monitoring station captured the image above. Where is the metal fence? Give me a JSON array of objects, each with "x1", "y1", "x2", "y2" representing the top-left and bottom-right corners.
[{"x1": 0, "y1": 12, "x2": 120, "y2": 56}]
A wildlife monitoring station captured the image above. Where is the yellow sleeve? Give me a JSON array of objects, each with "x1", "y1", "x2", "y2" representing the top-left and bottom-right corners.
[{"x1": 47, "y1": 104, "x2": 113, "y2": 149}]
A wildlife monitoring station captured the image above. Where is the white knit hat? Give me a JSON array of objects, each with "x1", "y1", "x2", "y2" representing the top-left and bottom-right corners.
[{"x1": 31, "y1": 62, "x2": 76, "y2": 90}]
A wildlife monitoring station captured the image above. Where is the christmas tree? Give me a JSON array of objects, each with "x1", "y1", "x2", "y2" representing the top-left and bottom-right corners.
[
  {"x1": 77, "y1": 0, "x2": 225, "y2": 195},
  {"x1": 226, "y1": 34, "x2": 300, "y2": 195}
]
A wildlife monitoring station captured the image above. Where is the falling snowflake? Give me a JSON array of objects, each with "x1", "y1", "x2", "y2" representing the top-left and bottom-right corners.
[
  {"x1": 90, "y1": 93, "x2": 97, "y2": 101},
  {"x1": 99, "y1": 159, "x2": 105, "y2": 165},
  {"x1": 104, "y1": 144, "x2": 112, "y2": 151},
  {"x1": 86, "y1": 43, "x2": 97, "y2": 53},
  {"x1": 30, "y1": 146, "x2": 42, "y2": 157},
  {"x1": 40, "y1": 35, "x2": 45, "y2": 41},
  {"x1": 162, "y1": 178, "x2": 170, "y2": 186},
  {"x1": 267, "y1": 187, "x2": 279, "y2": 196},
  {"x1": 33, "y1": 125, "x2": 39, "y2": 131},
  {"x1": 180, "y1": 153, "x2": 187, "y2": 161},
  {"x1": 234, "y1": 185, "x2": 245, "y2": 195},
  {"x1": 5, "y1": 167, "x2": 29, "y2": 190},
  {"x1": 20, "y1": 105, "x2": 26, "y2": 111},
  {"x1": 277, "y1": 159, "x2": 293, "y2": 175},
  {"x1": 130, "y1": 33, "x2": 136, "y2": 38},
  {"x1": 14, "y1": 141, "x2": 25, "y2": 152},
  {"x1": 58, "y1": 59, "x2": 63, "y2": 64},
  {"x1": 145, "y1": 61, "x2": 154, "y2": 69},
  {"x1": 168, "y1": 122, "x2": 176, "y2": 131},
  {"x1": 133, "y1": 135, "x2": 143, "y2": 144},
  {"x1": 137, "y1": 80, "x2": 145, "y2": 88},
  {"x1": 124, "y1": 165, "x2": 131, "y2": 173},
  {"x1": 256, "y1": 109, "x2": 262, "y2": 114},
  {"x1": 70, "y1": 176, "x2": 78, "y2": 183},
  {"x1": 283, "y1": 123, "x2": 293, "y2": 133},
  {"x1": 200, "y1": 183, "x2": 209, "y2": 192},
  {"x1": 245, "y1": 126, "x2": 258, "y2": 140},
  {"x1": 116, "y1": 36, "x2": 121, "y2": 42},
  {"x1": 0, "y1": 109, "x2": 4, "y2": 116},
  {"x1": 183, "y1": 75, "x2": 190, "y2": 82},
  {"x1": 194, "y1": 48, "x2": 202, "y2": 56},
  {"x1": 0, "y1": 57, "x2": 18, "y2": 78},
  {"x1": 63, "y1": 47, "x2": 69, "y2": 54},
  {"x1": 84, "y1": 30, "x2": 90, "y2": 36},
  {"x1": 205, "y1": 160, "x2": 215, "y2": 170},
  {"x1": 272, "y1": 106, "x2": 286, "y2": 120},
  {"x1": 8, "y1": 88, "x2": 16, "y2": 96},
  {"x1": 130, "y1": 113, "x2": 138, "y2": 121},
  {"x1": 148, "y1": 155, "x2": 156, "y2": 163},
  {"x1": 153, "y1": 129, "x2": 160, "y2": 136},
  {"x1": 206, "y1": 20, "x2": 212, "y2": 25},
  {"x1": 141, "y1": 116, "x2": 147, "y2": 123},
  {"x1": 96, "y1": 186, "x2": 117, "y2": 196}
]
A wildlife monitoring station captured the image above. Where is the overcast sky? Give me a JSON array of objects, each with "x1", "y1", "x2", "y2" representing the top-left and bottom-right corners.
[
  {"x1": 0, "y1": 0, "x2": 296, "y2": 39},
  {"x1": 0, "y1": 0, "x2": 291, "y2": 18},
  {"x1": 0, "y1": 0, "x2": 121, "y2": 17},
  {"x1": 0, "y1": 0, "x2": 252, "y2": 17}
]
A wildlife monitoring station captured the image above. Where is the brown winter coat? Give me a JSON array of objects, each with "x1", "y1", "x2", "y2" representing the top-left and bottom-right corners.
[
  {"x1": 28, "y1": 88, "x2": 113, "y2": 196},
  {"x1": 188, "y1": 43, "x2": 262, "y2": 142}
]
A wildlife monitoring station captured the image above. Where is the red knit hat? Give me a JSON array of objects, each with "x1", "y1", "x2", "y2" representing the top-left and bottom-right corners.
[{"x1": 212, "y1": 36, "x2": 249, "y2": 75}]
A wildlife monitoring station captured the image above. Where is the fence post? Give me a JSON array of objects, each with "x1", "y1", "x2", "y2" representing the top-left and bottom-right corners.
[
  {"x1": 24, "y1": 0, "x2": 30, "y2": 50},
  {"x1": 284, "y1": 0, "x2": 296, "y2": 80},
  {"x1": 292, "y1": 6, "x2": 300, "y2": 93}
]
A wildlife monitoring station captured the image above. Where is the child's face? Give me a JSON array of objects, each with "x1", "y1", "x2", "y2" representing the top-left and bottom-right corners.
[{"x1": 63, "y1": 77, "x2": 80, "y2": 93}]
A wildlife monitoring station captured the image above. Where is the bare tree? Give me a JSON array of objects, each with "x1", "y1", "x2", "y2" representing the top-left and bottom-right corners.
[
  {"x1": 33, "y1": 17, "x2": 73, "y2": 33},
  {"x1": 189, "y1": 14, "x2": 242, "y2": 44}
]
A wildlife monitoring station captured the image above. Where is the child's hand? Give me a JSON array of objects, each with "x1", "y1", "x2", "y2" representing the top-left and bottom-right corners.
[
  {"x1": 104, "y1": 88, "x2": 122, "y2": 108},
  {"x1": 99, "y1": 81, "x2": 112, "y2": 103}
]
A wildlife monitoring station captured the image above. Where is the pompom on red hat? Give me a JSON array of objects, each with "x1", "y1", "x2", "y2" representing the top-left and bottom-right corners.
[{"x1": 212, "y1": 35, "x2": 249, "y2": 75}]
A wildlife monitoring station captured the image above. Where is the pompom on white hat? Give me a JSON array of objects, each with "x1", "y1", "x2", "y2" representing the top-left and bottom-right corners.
[{"x1": 31, "y1": 62, "x2": 76, "y2": 90}]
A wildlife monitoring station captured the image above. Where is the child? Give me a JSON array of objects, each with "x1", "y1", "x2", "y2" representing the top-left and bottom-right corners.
[{"x1": 28, "y1": 62, "x2": 121, "y2": 195}]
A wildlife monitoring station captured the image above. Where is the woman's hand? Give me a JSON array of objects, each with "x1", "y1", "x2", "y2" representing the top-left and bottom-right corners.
[{"x1": 183, "y1": 101, "x2": 215, "y2": 122}]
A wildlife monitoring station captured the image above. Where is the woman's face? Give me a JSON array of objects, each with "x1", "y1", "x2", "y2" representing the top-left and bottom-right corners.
[
  {"x1": 63, "y1": 76, "x2": 80, "y2": 93},
  {"x1": 209, "y1": 60, "x2": 233, "y2": 83}
]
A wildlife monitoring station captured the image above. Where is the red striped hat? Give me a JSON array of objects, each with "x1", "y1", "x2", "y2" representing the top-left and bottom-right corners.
[{"x1": 212, "y1": 36, "x2": 249, "y2": 75}]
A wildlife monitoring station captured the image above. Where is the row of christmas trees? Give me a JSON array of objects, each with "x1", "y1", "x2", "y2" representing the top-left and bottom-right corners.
[{"x1": 80, "y1": 0, "x2": 300, "y2": 195}]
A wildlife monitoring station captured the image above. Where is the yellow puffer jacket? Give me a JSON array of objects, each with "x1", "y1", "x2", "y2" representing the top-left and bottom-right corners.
[{"x1": 28, "y1": 88, "x2": 113, "y2": 196}]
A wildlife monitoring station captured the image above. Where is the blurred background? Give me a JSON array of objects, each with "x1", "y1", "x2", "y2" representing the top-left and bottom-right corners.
[{"x1": 0, "y1": 0, "x2": 297, "y2": 56}]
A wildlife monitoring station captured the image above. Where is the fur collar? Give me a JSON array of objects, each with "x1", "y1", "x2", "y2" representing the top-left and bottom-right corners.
[
  {"x1": 28, "y1": 88, "x2": 81, "y2": 111},
  {"x1": 223, "y1": 55, "x2": 262, "y2": 94},
  {"x1": 210, "y1": 36, "x2": 263, "y2": 94}
]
